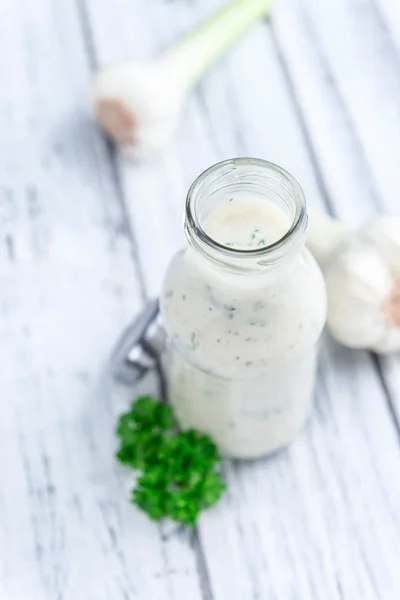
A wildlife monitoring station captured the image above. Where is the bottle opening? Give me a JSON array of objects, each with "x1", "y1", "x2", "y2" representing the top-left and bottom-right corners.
[{"x1": 185, "y1": 158, "x2": 308, "y2": 268}]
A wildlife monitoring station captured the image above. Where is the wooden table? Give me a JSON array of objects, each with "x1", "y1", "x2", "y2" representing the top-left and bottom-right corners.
[{"x1": 1, "y1": 0, "x2": 400, "y2": 598}]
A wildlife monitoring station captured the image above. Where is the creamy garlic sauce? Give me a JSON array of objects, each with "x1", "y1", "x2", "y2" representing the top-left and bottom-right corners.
[
  {"x1": 204, "y1": 196, "x2": 289, "y2": 249},
  {"x1": 161, "y1": 195, "x2": 326, "y2": 458}
]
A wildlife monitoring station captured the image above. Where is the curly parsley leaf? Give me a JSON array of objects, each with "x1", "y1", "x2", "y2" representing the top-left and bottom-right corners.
[
  {"x1": 116, "y1": 396, "x2": 226, "y2": 527},
  {"x1": 115, "y1": 396, "x2": 174, "y2": 469}
]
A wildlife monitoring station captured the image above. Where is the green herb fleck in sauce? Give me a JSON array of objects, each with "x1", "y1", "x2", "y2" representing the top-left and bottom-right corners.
[{"x1": 190, "y1": 332, "x2": 199, "y2": 349}]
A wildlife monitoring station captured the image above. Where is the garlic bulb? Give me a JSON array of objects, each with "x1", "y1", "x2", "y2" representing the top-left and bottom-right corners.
[
  {"x1": 90, "y1": 0, "x2": 272, "y2": 160},
  {"x1": 308, "y1": 210, "x2": 400, "y2": 353},
  {"x1": 91, "y1": 62, "x2": 183, "y2": 160}
]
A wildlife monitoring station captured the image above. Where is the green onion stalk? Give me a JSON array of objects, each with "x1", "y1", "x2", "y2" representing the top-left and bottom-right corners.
[{"x1": 90, "y1": 0, "x2": 272, "y2": 159}]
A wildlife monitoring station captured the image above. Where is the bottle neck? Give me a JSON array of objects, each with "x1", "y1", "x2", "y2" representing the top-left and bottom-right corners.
[{"x1": 185, "y1": 158, "x2": 308, "y2": 275}]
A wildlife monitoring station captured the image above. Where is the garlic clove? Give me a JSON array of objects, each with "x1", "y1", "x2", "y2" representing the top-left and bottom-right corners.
[
  {"x1": 326, "y1": 245, "x2": 391, "y2": 348},
  {"x1": 324, "y1": 218, "x2": 400, "y2": 353},
  {"x1": 96, "y1": 98, "x2": 136, "y2": 145},
  {"x1": 90, "y1": 62, "x2": 184, "y2": 160},
  {"x1": 359, "y1": 215, "x2": 400, "y2": 274},
  {"x1": 387, "y1": 276, "x2": 400, "y2": 327}
]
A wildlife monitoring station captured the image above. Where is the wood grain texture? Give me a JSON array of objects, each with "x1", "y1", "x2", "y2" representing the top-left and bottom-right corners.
[
  {"x1": 375, "y1": 0, "x2": 400, "y2": 56},
  {"x1": 293, "y1": 0, "x2": 400, "y2": 215},
  {"x1": 0, "y1": 0, "x2": 203, "y2": 598},
  {"x1": 84, "y1": 0, "x2": 400, "y2": 598}
]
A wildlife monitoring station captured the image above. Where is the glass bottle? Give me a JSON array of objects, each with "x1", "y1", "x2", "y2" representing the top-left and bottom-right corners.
[{"x1": 160, "y1": 158, "x2": 326, "y2": 458}]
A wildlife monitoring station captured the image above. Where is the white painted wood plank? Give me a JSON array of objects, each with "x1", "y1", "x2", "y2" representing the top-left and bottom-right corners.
[
  {"x1": 273, "y1": 0, "x2": 379, "y2": 226},
  {"x1": 0, "y1": 0, "x2": 203, "y2": 598},
  {"x1": 85, "y1": 0, "x2": 400, "y2": 598},
  {"x1": 292, "y1": 0, "x2": 400, "y2": 216},
  {"x1": 374, "y1": 0, "x2": 400, "y2": 56}
]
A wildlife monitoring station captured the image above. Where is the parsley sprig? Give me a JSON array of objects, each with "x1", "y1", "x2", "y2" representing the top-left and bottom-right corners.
[{"x1": 116, "y1": 396, "x2": 226, "y2": 527}]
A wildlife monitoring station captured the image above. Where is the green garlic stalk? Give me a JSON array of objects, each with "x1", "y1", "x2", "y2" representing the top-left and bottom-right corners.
[{"x1": 90, "y1": 0, "x2": 272, "y2": 160}]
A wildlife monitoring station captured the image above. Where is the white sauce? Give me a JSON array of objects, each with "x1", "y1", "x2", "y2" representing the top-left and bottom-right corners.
[
  {"x1": 161, "y1": 196, "x2": 326, "y2": 458},
  {"x1": 204, "y1": 196, "x2": 289, "y2": 249}
]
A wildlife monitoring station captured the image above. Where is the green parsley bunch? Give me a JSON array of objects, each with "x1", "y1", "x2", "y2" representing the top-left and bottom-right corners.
[{"x1": 116, "y1": 396, "x2": 226, "y2": 527}]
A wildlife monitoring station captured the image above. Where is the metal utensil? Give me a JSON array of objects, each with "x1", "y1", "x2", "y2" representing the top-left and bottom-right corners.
[{"x1": 110, "y1": 299, "x2": 165, "y2": 385}]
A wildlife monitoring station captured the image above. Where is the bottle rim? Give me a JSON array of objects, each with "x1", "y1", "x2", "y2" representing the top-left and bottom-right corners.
[{"x1": 185, "y1": 157, "x2": 308, "y2": 267}]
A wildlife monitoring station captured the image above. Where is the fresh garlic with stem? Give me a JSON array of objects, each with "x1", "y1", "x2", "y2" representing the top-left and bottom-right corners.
[
  {"x1": 90, "y1": 0, "x2": 272, "y2": 160},
  {"x1": 308, "y1": 209, "x2": 400, "y2": 354}
]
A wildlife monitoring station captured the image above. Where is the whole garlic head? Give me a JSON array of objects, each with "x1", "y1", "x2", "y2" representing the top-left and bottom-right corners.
[
  {"x1": 325, "y1": 216, "x2": 400, "y2": 353},
  {"x1": 90, "y1": 61, "x2": 184, "y2": 160}
]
